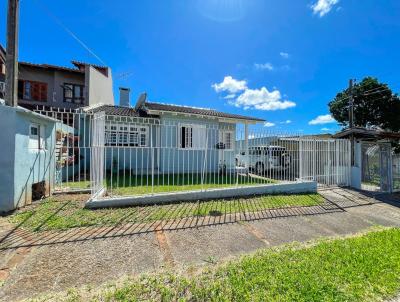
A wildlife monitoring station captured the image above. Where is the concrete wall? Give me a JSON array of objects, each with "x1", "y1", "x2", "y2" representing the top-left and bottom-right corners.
[
  {"x1": 86, "y1": 66, "x2": 115, "y2": 106},
  {"x1": 0, "y1": 106, "x2": 56, "y2": 213},
  {"x1": 0, "y1": 107, "x2": 17, "y2": 212},
  {"x1": 86, "y1": 181, "x2": 318, "y2": 208}
]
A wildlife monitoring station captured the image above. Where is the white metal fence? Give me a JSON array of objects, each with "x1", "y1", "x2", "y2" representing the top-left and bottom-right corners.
[
  {"x1": 34, "y1": 106, "x2": 352, "y2": 199},
  {"x1": 299, "y1": 139, "x2": 351, "y2": 187}
]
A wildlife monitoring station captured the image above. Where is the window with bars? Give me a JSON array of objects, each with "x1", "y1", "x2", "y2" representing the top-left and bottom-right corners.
[
  {"x1": 178, "y1": 124, "x2": 206, "y2": 149},
  {"x1": 180, "y1": 125, "x2": 193, "y2": 149},
  {"x1": 18, "y1": 80, "x2": 48, "y2": 102},
  {"x1": 105, "y1": 123, "x2": 148, "y2": 147},
  {"x1": 219, "y1": 130, "x2": 234, "y2": 150}
]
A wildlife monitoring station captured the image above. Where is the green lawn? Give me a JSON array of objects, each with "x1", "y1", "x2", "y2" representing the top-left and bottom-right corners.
[
  {"x1": 63, "y1": 173, "x2": 277, "y2": 196},
  {"x1": 9, "y1": 193, "x2": 322, "y2": 232},
  {"x1": 34, "y1": 228, "x2": 400, "y2": 302}
]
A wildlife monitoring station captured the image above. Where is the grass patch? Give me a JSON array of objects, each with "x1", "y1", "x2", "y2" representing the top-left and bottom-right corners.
[
  {"x1": 62, "y1": 173, "x2": 277, "y2": 195},
  {"x1": 33, "y1": 228, "x2": 400, "y2": 302},
  {"x1": 8, "y1": 193, "x2": 323, "y2": 232}
]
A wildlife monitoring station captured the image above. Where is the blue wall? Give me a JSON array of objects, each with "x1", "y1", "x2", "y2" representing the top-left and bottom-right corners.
[{"x1": 0, "y1": 106, "x2": 56, "y2": 213}]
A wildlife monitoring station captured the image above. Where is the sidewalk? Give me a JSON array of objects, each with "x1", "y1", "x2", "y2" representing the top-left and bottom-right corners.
[{"x1": 0, "y1": 188, "x2": 399, "y2": 301}]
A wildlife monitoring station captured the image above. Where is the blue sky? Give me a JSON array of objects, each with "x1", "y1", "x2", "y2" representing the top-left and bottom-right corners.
[{"x1": 1, "y1": 0, "x2": 399, "y2": 133}]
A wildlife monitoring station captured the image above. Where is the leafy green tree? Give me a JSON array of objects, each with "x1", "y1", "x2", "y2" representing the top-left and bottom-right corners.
[{"x1": 328, "y1": 77, "x2": 400, "y2": 131}]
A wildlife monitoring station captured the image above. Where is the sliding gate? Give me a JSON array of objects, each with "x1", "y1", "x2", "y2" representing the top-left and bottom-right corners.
[
  {"x1": 299, "y1": 139, "x2": 351, "y2": 187},
  {"x1": 361, "y1": 142, "x2": 392, "y2": 192}
]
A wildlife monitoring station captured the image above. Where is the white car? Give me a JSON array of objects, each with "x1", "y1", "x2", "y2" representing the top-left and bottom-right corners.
[{"x1": 236, "y1": 146, "x2": 291, "y2": 174}]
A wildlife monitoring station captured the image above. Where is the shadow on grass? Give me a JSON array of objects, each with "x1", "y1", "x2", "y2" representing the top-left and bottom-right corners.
[{"x1": 0, "y1": 188, "x2": 392, "y2": 251}]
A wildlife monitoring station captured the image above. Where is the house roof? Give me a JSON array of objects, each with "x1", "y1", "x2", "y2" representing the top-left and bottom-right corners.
[
  {"x1": 1, "y1": 47, "x2": 99, "y2": 75},
  {"x1": 72, "y1": 61, "x2": 109, "y2": 76},
  {"x1": 17, "y1": 60, "x2": 111, "y2": 76},
  {"x1": 85, "y1": 102, "x2": 264, "y2": 123},
  {"x1": 145, "y1": 102, "x2": 265, "y2": 122},
  {"x1": 86, "y1": 104, "x2": 156, "y2": 118},
  {"x1": 19, "y1": 61, "x2": 84, "y2": 74},
  {"x1": 72, "y1": 61, "x2": 108, "y2": 70}
]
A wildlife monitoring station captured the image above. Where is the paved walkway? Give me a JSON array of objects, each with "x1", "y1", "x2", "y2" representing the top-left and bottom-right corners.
[{"x1": 0, "y1": 188, "x2": 399, "y2": 301}]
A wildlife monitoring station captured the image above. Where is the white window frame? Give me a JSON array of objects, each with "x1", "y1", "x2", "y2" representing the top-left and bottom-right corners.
[
  {"x1": 178, "y1": 123, "x2": 206, "y2": 150},
  {"x1": 29, "y1": 124, "x2": 46, "y2": 150},
  {"x1": 105, "y1": 122, "x2": 148, "y2": 147},
  {"x1": 219, "y1": 130, "x2": 235, "y2": 150}
]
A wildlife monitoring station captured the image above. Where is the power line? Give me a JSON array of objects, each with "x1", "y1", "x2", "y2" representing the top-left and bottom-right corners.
[
  {"x1": 361, "y1": 87, "x2": 393, "y2": 96},
  {"x1": 330, "y1": 86, "x2": 394, "y2": 103},
  {"x1": 33, "y1": 0, "x2": 107, "y2": 67}
]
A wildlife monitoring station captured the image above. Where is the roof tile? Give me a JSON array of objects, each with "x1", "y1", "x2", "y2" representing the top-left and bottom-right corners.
[
  {"x1": 87, "y1": 102, "x2": 264, "y2": 122},
  {"x1": 146, "y1": 102, "x2": 264, "y2": 122}
]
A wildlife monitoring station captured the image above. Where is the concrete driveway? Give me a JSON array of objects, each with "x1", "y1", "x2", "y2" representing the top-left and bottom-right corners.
[{"x1": 0, "y1": 188, "x2": 399, "y2": 301}]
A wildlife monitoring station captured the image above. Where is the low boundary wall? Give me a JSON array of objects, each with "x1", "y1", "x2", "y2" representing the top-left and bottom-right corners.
[{"x1": 85, "y1": 181, "x2": 317, "y2": 209}]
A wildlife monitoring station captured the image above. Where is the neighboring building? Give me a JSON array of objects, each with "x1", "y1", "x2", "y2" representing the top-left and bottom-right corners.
[
  {"x1": 17, "y1": 61, "x2": 114, "y2": 110},
  {"x1": 0, "y1": 104, "x2": 57, "y2": 213},
  {"x1": 0, "y1": 45, "x2": 114, "y2": 109}
]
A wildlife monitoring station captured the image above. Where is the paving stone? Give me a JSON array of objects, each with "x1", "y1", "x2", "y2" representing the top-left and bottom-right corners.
[
  {"x1": 0, "y1": 233, "x2": 163, "y2": 302},
  {"x1": 245, "y1": 216, "x2": 335, "y2": 246},
  {"x1": 306, "y1": 211, "x2": 374, "y2": 235},
  {"x1": 165, "y1": 224, "x2": 266, "y2": 265}
]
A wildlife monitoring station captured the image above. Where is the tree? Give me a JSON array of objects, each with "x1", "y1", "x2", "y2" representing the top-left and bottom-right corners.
[{"x1": 328, "y1": 77, "x2": 400, "y2": 131}]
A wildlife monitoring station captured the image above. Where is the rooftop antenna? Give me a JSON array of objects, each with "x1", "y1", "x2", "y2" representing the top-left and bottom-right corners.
[{"x1": 135, "y1": 92, "x2": 147, "y2": 111}]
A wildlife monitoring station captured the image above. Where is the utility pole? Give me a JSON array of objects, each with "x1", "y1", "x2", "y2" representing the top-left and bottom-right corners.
[
  {"x1": 5, "y1": 0, "x2": 19, "y2": 107},
  {"x1": 349, "y1": 79, "x2": 354, "y2": 129},
  {"x1": 349, "y1": 79, "x2": 355, "y2": 165}
]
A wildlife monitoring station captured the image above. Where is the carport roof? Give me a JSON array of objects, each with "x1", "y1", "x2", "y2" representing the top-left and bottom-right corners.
[{"x1": 333, "y1": 127, "x2": 400, "y2": 140}]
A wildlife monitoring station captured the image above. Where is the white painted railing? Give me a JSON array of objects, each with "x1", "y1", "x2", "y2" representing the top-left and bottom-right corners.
[{"x1": 34, "y1": 106, "x2": 352, "y2": 199}]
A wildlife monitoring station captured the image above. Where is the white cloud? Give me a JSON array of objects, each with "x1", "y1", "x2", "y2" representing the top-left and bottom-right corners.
[
  {"x1": 234, "y1": 87, "x2": 296, "y2": 111},
  {"x1": 254, "y1": 62, "x2": 274, "y2": 71},
  {"x1": 212, "y1": 76, "x2": 247, "y2": 94},
  {"x1": 264, "y1": 122, "x2": 275, "y2": 127},
  {"x1": 321, "y1": 127, "x2": 331, "y2": 132},
  {"x1": 224, "y1": 94, "x2": 236, "y2": 100},
  {"x1": 311, "y1": 0, "x2": 339, "y2": 17},
  {"x1": 280, "y1": 52, "x2": 289, "y2": 59},
  {"x1": 281, "y1": 120, "x2": 292, "y2": 124},
  {"x1": 309, "y1": 114, "x2": 336, "y2": 125},
  {"x1": 213, "y1": 76, "x2": 295, "y2": 111}
]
